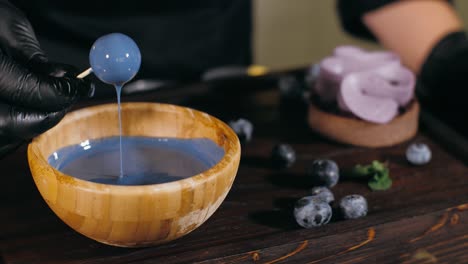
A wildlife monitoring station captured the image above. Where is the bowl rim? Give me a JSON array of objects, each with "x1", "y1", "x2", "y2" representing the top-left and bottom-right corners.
[{"x1": 28, "y1": 102, "x2": 241, "y2": 193}]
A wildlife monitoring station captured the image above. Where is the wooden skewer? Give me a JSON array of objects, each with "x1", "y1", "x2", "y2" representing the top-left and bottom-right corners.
[{"x1": 77, "y1": 68, "x2": 92, "y2": 79}]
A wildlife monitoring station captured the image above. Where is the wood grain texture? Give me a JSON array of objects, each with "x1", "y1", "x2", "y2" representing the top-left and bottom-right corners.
[
  {"x1": 1, "y1": 77, "x2": 467, "y2": 263},
  {"x1": 27, "y1": 103, "x2": 241, "y2": 247},
  {"x1": 308, "y1": 100, "x2": 419, "y2": 147}
]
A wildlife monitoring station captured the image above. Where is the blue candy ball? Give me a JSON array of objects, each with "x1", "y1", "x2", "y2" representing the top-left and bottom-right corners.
[{"x1": 89, "y1": 33, "x2": 141, "y2": 85}]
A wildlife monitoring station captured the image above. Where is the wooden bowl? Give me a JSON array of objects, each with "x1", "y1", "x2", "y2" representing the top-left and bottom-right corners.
[
  {"x1": 307, "y1": 101, "x2": 420, "y2": 147},
  {"x1": 27, "y1": 102, "x2": 241, "y2": 247}
]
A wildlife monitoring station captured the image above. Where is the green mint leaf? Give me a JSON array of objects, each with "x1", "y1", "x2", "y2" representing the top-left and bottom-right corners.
[
  {"x1": 371, "y1": 160, "x2": 386, "y2": 173},
  {"x1": 350, "y1": 160, "x2": 392, "y2": 191},
  {"x1": 350, "y1": 164, "x2": 372, "y2": 179},
  {"x1": 368, "y1": 173, "x2": 392, "y2": 191},
  {"x1": 350, "y1": 161, "x2": 387, "y2": 179}
]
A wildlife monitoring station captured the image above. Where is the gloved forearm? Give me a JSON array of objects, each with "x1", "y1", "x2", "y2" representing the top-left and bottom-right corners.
[
  {"x1": 361, "y1": 0, "x2": 462, "y2": 73},
  {"x1": 0, "y1": 0, "x2": 46, "y2": 63},
  {"x1": 336, "y1": 0, "x2": 468, "y2": 134},
  {"x1": 0, "y1": 0, "x2": 93, "y2": 157},
  {"x1": 348, "y1": 0, "x2": 466, "y2": 106},
  {"x1": 336, "y1": 0, "x2": 455, "y2": 43},
  {"x1": 418, "y1": 31, "x2": 468, "y2": 106}
]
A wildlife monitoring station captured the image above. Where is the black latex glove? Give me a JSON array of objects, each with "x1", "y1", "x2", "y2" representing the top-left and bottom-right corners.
[
  {"x1": 0, "y1": 0, "x2": 93, "y2": 156},
  {"x1": 417, "y1": 31, "x2": 468, "y2": 135}
]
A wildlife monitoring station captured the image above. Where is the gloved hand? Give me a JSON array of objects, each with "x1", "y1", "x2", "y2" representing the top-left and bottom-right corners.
[
  {"x1": 417, "y1": 31, "x2": 468, "y2": 134},
  {"x1": 0, "y1": 0, "x2": 93, "y2": 156}
]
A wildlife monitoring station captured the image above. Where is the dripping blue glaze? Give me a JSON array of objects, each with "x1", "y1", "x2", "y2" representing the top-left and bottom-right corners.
[
  {"x1": 89, "y1": 33, "x2": 141, "y2": 179},
  {"x1": 115, "y1": 85, "x2": 123, "y2": 178},
  {"x1": 48, "y1": 137, "x2": 225, "y2": 186}
]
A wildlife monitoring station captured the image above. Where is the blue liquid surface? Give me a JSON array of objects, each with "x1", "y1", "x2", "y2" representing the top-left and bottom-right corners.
[{"x1": 48, "y1": 137, "x2": 224, "y2": 186}]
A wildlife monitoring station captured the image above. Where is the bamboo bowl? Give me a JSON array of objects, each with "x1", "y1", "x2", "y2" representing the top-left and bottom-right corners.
[{"x1": 27, "y1": 102, "x2": 241, "y2": 247}]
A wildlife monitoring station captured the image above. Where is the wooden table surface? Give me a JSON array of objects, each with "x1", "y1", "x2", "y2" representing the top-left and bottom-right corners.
[{"x1": 1, "y1": 76, "x2": 467, "y2": 264}]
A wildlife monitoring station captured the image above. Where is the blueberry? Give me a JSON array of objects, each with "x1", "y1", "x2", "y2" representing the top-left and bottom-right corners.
[
  {"x1": 278, "y1": 75, "x2": 304, "y2": 99},
  {"x1": 294, "y1": 196, "x2": 332, "y2": 228},
  {"x1": 406, "y1": 143, "x2": 431, "y2": 165},
  {"x1": 339, "y1": 194, "x2": 368, "y2": 219},
  {"x1": 271, "y1": 143, "x2": 296, "y2": 168},
  {"x1": 308, "y1": 159, "x2": 339, "y2": 187},
  {"x1": 228, "y1": 118, "x2": 253, "y2": 143},
  {"x1": 305, "y1": 63, "x2": 320, "y2": 87},
  {"x1": 310, "y1": 186, "x2": 334, "y2": 204}
]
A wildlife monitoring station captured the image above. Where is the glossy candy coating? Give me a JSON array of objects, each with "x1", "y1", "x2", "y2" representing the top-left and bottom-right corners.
[
  {"x1": 313, "y1": 45, "x2": 415, "y2": 124},
  {"x1": 89, "y1": 33, "x2": 141, "y2": 85}
]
